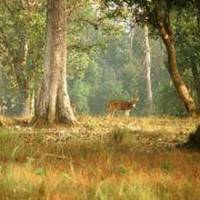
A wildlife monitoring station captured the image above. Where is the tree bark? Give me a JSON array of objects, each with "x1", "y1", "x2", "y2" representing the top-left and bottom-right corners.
[
  {"x1": 21, "y1": 90, "x2": 31, "y2": 116},
  {"x1": 21, "y1": 90, "x2": 35, "y2": 117},
  {"x1": 143, "y1": 24, "x2": 153, "y2": 115},
  {"x1": 191, "y1": 64, "x2": 200, "y2": 110},
  {"x1": 34, "y1": 0, "x2": 76, "y2": 125}
]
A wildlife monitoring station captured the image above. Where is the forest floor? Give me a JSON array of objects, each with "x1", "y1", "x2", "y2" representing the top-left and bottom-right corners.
[{"x1": 0, "y1": 115, "x2": 199, "y2": 200}]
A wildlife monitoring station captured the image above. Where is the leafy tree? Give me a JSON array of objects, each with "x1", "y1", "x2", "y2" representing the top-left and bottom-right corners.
[
  {"x1": 103, "y1": 0, "x2": 198, "y2": 116},
  {"x1": 0, "y1": 0, "x2": 45, "y2": 116},
  {"x1": 175, "y1": 6, "x2": 200, "y2": 110},
  {"x1": 1, "y1": 0, "x2": 198, "y2": 119}
]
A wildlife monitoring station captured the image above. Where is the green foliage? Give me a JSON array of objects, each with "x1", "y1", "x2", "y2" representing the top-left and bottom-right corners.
[
  {"x1": 155, "y1": 82, "x2": 186, "y2": 116},
  {"x1": 0, "y1": 0, "x2": 198, "y2": 116},
  {"x1": 0, "y1": 0, "x2": 45, "y2": 114},
  {"x1": 174, "y1": 7, "x2": 200, "y2": 107},
  {"x1": 70, "y1": 79, "x2": 91, "y2": 113}
]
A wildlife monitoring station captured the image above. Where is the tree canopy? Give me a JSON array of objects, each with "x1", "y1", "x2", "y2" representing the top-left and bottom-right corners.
[{"x1": 0, "y1": 0, "x2": 200, "y2": 118}]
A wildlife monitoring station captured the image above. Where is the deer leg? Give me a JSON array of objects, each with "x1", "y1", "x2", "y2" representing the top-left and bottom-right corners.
[
  {"x1": 125, "y1": 110, "x2": 130, "y2": 117},
  {"x1": 107, "y1": 108, "x2": 112, "y2": 117},
  {"x1": 113, "y1": 109, "x2": 117, "y2": 117},
  {"x1": 107, "y1": 110, "x2": 112, "y2": 117},
  {"x1": 109, "y1": 110, "x2": 114, "y2": 117},
  {"x1": 110, "y1": 110, "x2": 113, "y2": 117}
]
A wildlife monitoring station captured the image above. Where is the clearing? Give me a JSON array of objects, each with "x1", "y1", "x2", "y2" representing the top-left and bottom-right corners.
[{"x1": 0, "y1": 116, "x2": 199, "y2": 200}]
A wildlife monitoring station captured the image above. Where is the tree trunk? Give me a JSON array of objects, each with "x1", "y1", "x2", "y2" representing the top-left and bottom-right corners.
[
  {"x1": 154, "y1": 4, "x2": 198, "y2": 116},
  {"x1": 13, "y1": 39, "x2": 33, "y2": 117},
  {"x1": 21, "y1": 91, "x2": 31, "y2": 116},
  {"x1": 191, "y1": 64, "x2": 200, "y2": 110},
  {"x1": 143, "y1": 24, "x2": 153, "y2": 115},
  {"x1": 21, "y1": 90, "x2": 35, "y2": 117},
  {"x1": 30, "y1": 91, "x2": 35, "y2": 117},
  {"x1": 161, "y1": 35, "x2": 197, "y2": 116},
  {"x1": 34, "y1": 0, "x2": 76, "y2": 125}
]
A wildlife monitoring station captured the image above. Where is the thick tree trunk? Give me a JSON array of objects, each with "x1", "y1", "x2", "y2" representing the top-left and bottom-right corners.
[
  {"x1": 143, "y1": 24, "x2": 153, "y2": 115},
  {"x1": 34, "y1": 0, "x2": 76, "y2": 124}
]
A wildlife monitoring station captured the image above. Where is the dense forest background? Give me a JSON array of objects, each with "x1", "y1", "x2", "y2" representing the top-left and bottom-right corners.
[{"x1": 0, "y1": 0, "x2": 199, "y2": 117}]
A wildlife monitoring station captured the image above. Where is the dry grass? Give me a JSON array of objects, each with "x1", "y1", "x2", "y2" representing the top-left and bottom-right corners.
[{"x1": 0, "y1": 116, "x2": 199, "y2": 199}]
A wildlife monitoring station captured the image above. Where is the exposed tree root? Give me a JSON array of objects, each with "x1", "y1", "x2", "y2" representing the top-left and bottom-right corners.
[
  {"x1": 179, "y1": 125, "x2": 200, "y2": 149},
  {"x1": 32, "y1": 116, "x2": 76, "y2": 128}
]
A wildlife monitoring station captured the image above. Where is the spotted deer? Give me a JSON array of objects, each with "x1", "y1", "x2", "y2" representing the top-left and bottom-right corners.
[{"x1": 107, "y1": 96, "x2": 139, "y2": 116}]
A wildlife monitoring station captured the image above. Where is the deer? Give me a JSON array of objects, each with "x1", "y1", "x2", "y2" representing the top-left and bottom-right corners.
[{"x1": 107, "y1": 96, "x2": 139, "y2": 117}]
